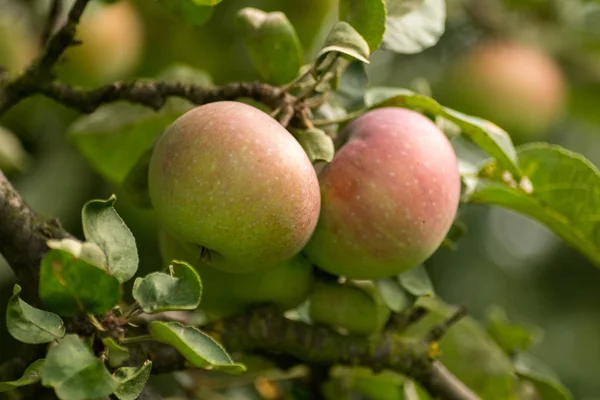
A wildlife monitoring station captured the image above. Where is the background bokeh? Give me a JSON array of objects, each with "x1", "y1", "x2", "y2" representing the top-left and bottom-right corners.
[{"x1": 2, "y1": 0, "x2": 600, "y2": 398}]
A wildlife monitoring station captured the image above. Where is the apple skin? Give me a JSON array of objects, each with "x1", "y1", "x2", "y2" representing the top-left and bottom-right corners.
[
  {"x1": 436, "y1": 41, "x2": 566, "y2": 143},
  {"x1": 303, "y1": 108, "x2": 461, "y2": 279},
  {"x1": 148, "y1": 101, "x2": 321, "y2": 273},
  {"x1": 308, "y1": 281, "x2": 390, "y2": 336},
  {"x1": 158, "y1": 229, "x2": 314, "y2": 318},
  {"x1": 57, "y1": 0, "x2": 144, "y2": 85}
]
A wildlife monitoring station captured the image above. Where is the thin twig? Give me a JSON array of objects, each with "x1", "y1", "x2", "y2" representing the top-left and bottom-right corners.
[
  {"x1": 426, "y1": 306, "x2": 469, "y2": 343},
  {"x1": 41, "y1": 0, "x2": 63, "y2": 46}
]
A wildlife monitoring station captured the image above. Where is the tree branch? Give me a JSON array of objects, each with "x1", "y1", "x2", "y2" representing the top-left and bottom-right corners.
[
  {"x1": 41, "y1": 0, "x2": 64, "y2": 47},
  {"x1": 36, "y1": 80, "x2": 291, "y2": 114},
  {"x1": 138, "y1": 307, "x2": 481, "y2": 400},
  {"x1": 0, "y1": 0, "x2": 90, "y2": 113},
  {"x1": 0, "y1": 171, "x2": 68, "y2": 303}
]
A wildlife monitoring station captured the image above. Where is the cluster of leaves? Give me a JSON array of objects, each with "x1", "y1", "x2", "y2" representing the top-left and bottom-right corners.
[{"x1": 1, "y1": 196, "x2": 245, "y2": 400}]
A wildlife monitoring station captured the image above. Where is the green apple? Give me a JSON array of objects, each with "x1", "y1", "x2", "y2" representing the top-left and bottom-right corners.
[
  {"x1": 158, "y1": 229, "x2": 314, "y2": 318},
  {"x1": 148, "y1": 101, "x2": 321, "y2": 273},
  {"x1": 308, "y1": 281, "x2": 390, "y2": 336},
  {"x1": 303, "y1": 107, "x2": 461, "y2": 279}
]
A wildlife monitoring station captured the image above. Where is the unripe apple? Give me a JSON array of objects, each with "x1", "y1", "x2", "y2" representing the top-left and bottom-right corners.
[
  {"x1": 148, "y1": 101, "x2": 321, "y2": 273},
  {"x1": 158, "y1": 229, "x2": 314, "y2": 318},
  {"x1": 303, "y1": 108, "x2": 460, "y2": 279},
  {"x1": 308, "y1": 281, "x2": 390, "y2": 336},
  {"x1": 57, "y1": 0, "x2": 144, "y2": 85},
  {"x1": 436, "y1": 40, "x2": 566, "y2": 143}
]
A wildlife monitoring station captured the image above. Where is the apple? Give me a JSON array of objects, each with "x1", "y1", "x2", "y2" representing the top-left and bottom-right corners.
[
  {"x1": 303, "y1": 107, "x2": 461, "y2": 279},
  {"x1": 435, "y1": 40, "x2": 566, "y2": 143},
  {"x1": 148, "y1": 101, "x2": 321, "y2": 273},
  {"x1": 158, "y1": 229, "x2": 314, "y2": 318},
  {"x1": 56, "y1": 0, "x2": 144, "y2": 85},
  {"x1": 308, "y1": 281, "x2": 390, "y2": 336},
  {"x1": 0, "y1": 9, "x2": 38, "y2": 78}
]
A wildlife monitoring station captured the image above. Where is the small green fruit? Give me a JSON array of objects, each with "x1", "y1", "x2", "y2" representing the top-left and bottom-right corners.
[
  {"x1": 308, "y1": 281, "x2": 390, "y2": 336},
  {"x1": 149, "y1": 101, "x2": 321, "y2": 273},
  {"x1": 158, "y1": 230, "x2": 314, "y2": 317},
  {"x1": 303, "y1": 108, "x2": 461, "y2": 279}
]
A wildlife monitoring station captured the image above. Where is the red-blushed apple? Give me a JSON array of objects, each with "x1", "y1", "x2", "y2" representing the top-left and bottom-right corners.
[
  {"x1": 436, "y1": 40, "x2": 566, "y2": 143},
  {"x1": 303, "y1": 108, "x2": 461, "y2": 279},
  {"x1": 158, "y1": 229, "x2": 314, "y2": 318},
  {"x1": 148, "y1": 101, "x2": 321, "y2": 273}
]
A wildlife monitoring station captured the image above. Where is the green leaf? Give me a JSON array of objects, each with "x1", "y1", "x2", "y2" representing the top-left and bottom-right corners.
[
  {"x1": 132, "y1": 260, "x2": 202, "y2": 314},
  {"x1": 376, "y1": 279, "x2": 411, "y2": 312},
  {"x1": 292, "y1": 128, "x2": 335, "y2": 163},
  {"x1": 334, "y1": 61, "x2": 368, "y2": 111},
  {"x1": 121, "y1": 146, "x2": 153, "y2": 208},
  {"x1": 0, "y1": 359, "x2": 45, "y2": 392},
  {"x1": 69, "y1": 102, "x2": 187, "y2": 185},
  {"x1": 156, "y1": 0, "x2": 216, "y2": 26},
  {"x1": 0, "y1": 126, "x2": 29, "y2": 173},
  {"x1": 397, "y1": 265, "x2": 435, "y2": 297},
  {"x1": 383, "y1": 0, "x2": 445, "y2": 54},
  {"x1": 47, "y1": 238, "x2": 107, "y2": 270},
  {"x1": 149, "y1": 321, "x2": 246, "y2": 374},
  {"x1": 365, "y1": 87, "x2": 521, "y2": 177},
  {"x1": 68, "y1": 65, "x2": 211, "y2": 184},
  {"x1": 513, "y1": 353, "x2": 573, "y2": 400},
  {"x1": 404, "y1": 380, "x2": 433, "y2": 399},
  {"x1": 39, "y1": 249, "x2": 121, "y2": 317},
  {"x1": 102, "y1": 338, "x2": 130, "y2": 368},
  {"x1": 469, "y1": 143, "x2": 600, "y2": 269},
  {"x1": 485, "y1": 306, "x2": 543, "y2": 355},
  {"x1": 404, "y1": 297, "x2": 516, "y2": 399},
  {"x1": 317, "y1": 21, "x2": 371, "y2": 64},
  {"x1": 113, "y1": 361, "x2": 152, "y2": 400},
  {"x1": 7, "y1": 285, "x2": 65, "y2": 344},
  {"x1": 235, "y1": 8, "x2": 303, "y2": 85},
  {"x1": 82, "y1": 195, "x2": 138, "y2": 283},
  {"x1": 339, "y1": 0, "x2": 387, "y2": 52},
  {"x1": 42, "y1": 335, "x2": 118, "y2": 400}
]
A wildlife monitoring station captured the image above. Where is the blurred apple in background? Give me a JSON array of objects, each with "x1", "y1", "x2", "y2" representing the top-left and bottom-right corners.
[
  {"x1": 56, "y1": 0, "x2": 144, "y2": 86},
  {"x1": 435, "y1": 40, "x2": 567, "y2": 144}
]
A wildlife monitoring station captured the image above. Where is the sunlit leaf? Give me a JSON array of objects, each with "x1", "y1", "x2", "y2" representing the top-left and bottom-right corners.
[
  {"x1": 383, "y1": 0, "x2": 446, "y2": 54},
  {"x1": 470, "y1": 143, "x2": 600, "y2": 269},
  {"x1": 82, "y1": 195, "x2": 138, "y2": 283},
  {"x1": 317, "y1": 21, "x2": 371, "y2": 64},
  {"x1": 339, "y1": 0, "x2": 387, "y2": 52}
]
